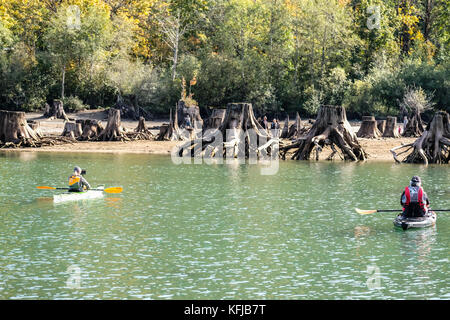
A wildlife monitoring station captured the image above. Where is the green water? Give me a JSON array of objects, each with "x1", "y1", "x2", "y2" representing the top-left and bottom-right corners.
[{"x1": 0, "y1": 151, "x2": 449, "y2": 299}]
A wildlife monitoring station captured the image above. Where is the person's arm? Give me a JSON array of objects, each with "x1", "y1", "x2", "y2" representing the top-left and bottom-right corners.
[
  {"x1": 80, "y1": 176, "x2": 91, "y2": 190},
  {"x1": 424, "y1": 192, "x2": 430, "y2": 206},
  {"x1": 400, "y1": 191, "x2": 406, "y2": 206}
]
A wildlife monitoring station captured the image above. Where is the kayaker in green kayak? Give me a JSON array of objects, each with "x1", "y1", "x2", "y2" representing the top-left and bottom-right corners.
[
  {"x1": 400, "y1": 176, "x2": 430, "y2": 218},
  {"x1": 68, "y1": 166, "x2": 91, "y2": 192}
]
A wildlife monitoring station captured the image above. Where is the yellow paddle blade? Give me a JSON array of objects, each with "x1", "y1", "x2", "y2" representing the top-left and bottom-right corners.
[
  {"x1": 103, "y1": 187, "x2": 123, "y2": 194},
  {"x1": 36, "y1": 186, "x2": 57, "y2": 190},
  {"x1": 355, "y1": 208, "x2": 377, "y2": 215}
]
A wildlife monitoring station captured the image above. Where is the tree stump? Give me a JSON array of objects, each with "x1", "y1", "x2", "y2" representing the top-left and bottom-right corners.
[
  {"x1": 356, "y1": 116, "x2": 382, "y2": 138},
  {"x1": 156, "y1": 123, "x2": 173, "y2": 141},
  {"x1": 377, "y1": 120, "x2": 386, "y2": 135},
  {"x1": 204, "y1": 108, "x2": 226, "y2": 130},
  {"x1": 44, "y1": 100, "x2": 69, "y2": 121},
  {"x1": 287, "y1": 112, "x2": 303, "y2": 140},
  {"x1": 97, "y1": 109, "x2": 129, "y2": 141},
  {"x1": 391, "y1": 111, "x2": 450, "y2": 164},
  {"x1": 76, "y1": 119, "x2": 104, "y2": 141},
  {"x1": 403, "y1": 109, "x2": 425, "y2": 137},
  {"x1": 382, "y1": 116, "x2": 400, "y2": 138},
  {"x1": 280, "y1": 115, "x2": 289, "y2": 139},
  {"x1": 115, "y1": 96, "x2": 153, "y2": 121},
  {"x1": 27, "y1": 120, "x2": 44, "y2": 138},
  {"x1": 176, "y1": 102, "x2": 277, "y2": 159},
  {"x1": 62, "y1": 121, "x2": 82, "y2": 139},
  {"x1": 280, "y1": 105, "x2": 367, "y2": 161},
  {"x1": 129, "y1": 116, "x2": 153, "y2": 140},
  {"x1": 0, "y1": 110, "x2": 41, "y2": 146},
  {"x1": 157, "y1": 101, "x2": 204, "y2": 141}
]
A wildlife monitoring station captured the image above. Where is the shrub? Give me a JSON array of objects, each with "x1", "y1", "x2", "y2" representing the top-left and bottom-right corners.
[{"x1": 62, "y1": 96, "x2": 88, "y2": 113}]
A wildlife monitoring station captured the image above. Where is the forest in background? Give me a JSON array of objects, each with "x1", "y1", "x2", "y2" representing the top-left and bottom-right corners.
[{"x1": 0, "y1": 0, "x2": 448, "y2": 119}]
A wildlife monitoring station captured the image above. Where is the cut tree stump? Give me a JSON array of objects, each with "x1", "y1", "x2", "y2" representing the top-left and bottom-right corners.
[
  {"x1": 77, "y1": 119, "x2": 104, "y2": 141},
  {"x1": 156, "y1": 108, "x2": 175, "y2": 141},
  {"x1": 357, "y1": 116, "x2": 382, "y2": 138},
  {"x1": 115, "y1": 97, "x2": 153, "y2": 121},
  {"x1": 129, "y1": 116, "x2": 153, "y2": 140},
  {"x1": 377, "y1": 120, "x2": 386, "y2": 135},
  {"x1": 204, "y1": 108, "x2": 226, "y2": 130},
  {"x1": 280, "y1": 105, "x2": 367, "y2": 161},
  {"x1": 287, "y1": 112, "x2": 303, "y2": 140},
  {"x1": 280, "y1": 115, "x2": 289, "y2": 139},
  {"x1": 391, "y1": 111, "x2": 450, "y2": 164},
  {"x1": 97, "y1": 109, "x2": 129, "y2": 141},
  {"x1": 156, "y1": 100, "x2": 204, "y2": 141},
  {"x1": 175, "y1": 102, "x2": 277, "y2": 159},
  {"x1": 62, "y1": 121, "x2": 82, "y2": 139},
  {"x1": 0, "y1": 110, "x2": 41, "y2": 147},
  {"x1": 44, "y1": 100, "x2": 69, "y2": 121},
  {"x1": 382, "y1": 116, "x2": 400, "y2": 138},
  {"x1": 403, "y1": 109, "x2": 425, "y2": 137}
]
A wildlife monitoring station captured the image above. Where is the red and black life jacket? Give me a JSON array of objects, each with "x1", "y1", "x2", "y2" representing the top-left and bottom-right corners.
[{"x1": 404, "y1": 186, "x2": 425, "y2": 209}]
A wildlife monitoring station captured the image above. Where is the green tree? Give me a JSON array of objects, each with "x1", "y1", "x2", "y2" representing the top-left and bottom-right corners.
[{"x1": 44, "y1": 3, "x2": 111, "y2": 99}]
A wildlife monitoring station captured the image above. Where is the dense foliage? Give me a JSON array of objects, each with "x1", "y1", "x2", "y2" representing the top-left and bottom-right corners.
[{"x1": 0, "y1": 0, "x2": 448, "y2": 118}]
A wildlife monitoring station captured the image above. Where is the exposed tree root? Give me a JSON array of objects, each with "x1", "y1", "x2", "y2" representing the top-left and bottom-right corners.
[
  {"x1": 391, "y1": 111, "x2": 450, "y2": 164},
  {"x1": 175, "y1": 103, "x2": 277, "y2": 159},
  {"x1": 280, "y1": 105, "x2": 367, "y2": 161}
]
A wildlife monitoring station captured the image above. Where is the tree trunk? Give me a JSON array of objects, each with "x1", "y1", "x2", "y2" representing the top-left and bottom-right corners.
[
  {"x1": 403, "y1": 109, "x2": 425, "y2": 137},
  {"x1": 98, "y1": 108, "x2": 129, "y2": 141},
  {"x1": 391, "y1": 111, "x2": 450, "y2": 164},
  {"x1": 356, "y1": 116, "x2": 382, "y2": 138},
  {"x1": 61, "y1": 64, "x2": 65, "y2": 100},
  {"x1": 280, "y1": 105, "x2": 367, "y2": 161},
  {"x1": 377, "y1": 120, "x2": 386, "y2": 135},
  {"x1": 44, "y1": 100, "x2": 69, "y2": 121},
  {"x1": 0, "y1": 110, "x2": 40, "y2": 146},
  {"x1": 382, "y1": 116, "x2": 400, "y2": 138},
  {"x1": 176, "y1": 103, "x2": 277, "y2": 159},
  {"x1": 62, "y1": 121, "x2": 82, "y2": 139}
]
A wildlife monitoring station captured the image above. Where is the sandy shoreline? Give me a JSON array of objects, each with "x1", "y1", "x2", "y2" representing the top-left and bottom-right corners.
[
  {"x1": 0, "y1": 110, "x2": 415, "y2": 162},
  {"x1": 1, "y1": 137, "x2": 416, "y2": 162}
]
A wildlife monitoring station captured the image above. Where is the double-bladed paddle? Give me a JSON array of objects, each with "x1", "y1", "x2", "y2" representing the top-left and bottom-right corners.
[
  {"x1": 355, "y1": 208, "x2": 449, "y2": 215},
  {"x1": 37, "y1": 186, "x2": 123, "y2": 194}
]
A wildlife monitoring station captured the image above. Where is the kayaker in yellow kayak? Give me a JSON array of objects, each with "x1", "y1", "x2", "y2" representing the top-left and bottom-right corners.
[{"x1": 68, "y1": 166, "x2": 91, "y2": 192}]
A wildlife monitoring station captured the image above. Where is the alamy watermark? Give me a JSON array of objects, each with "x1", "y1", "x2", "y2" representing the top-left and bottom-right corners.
[
  {"x1": 66, "y1": 265, "x2": 81, "y2": 289},
  {"x1": 366, "y1": 265, "x2": 382, "y2": 290},
  {"x1": 171, "y1": 128, "x2": 279, "y2": 175},
  {"x1": 67, "y1": 5, "x2": 81, "y2": 30},
  {"x1": 366, "y1": 5, "x2": 381, "y2": 30}
]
